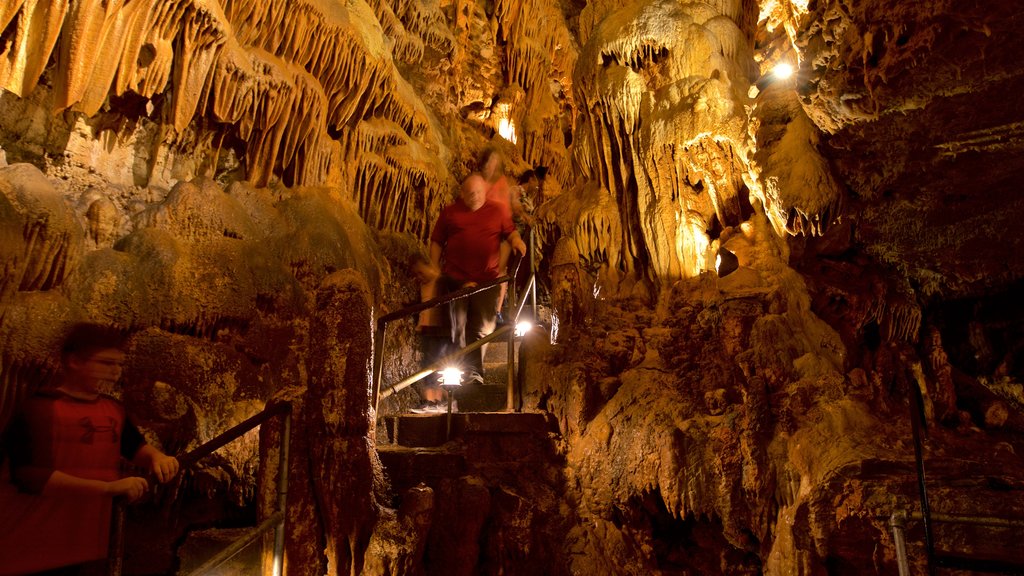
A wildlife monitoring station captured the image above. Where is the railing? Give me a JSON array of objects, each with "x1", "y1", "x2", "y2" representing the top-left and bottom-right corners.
[
  {"x1": 890, "y1": 372, "x2": 1024, "y2": 575},
  {"x1": 108, "y1": 401, "x2": 292, "y2": 576},
  {"x1": 890, "y1": 511, "x2": 1024, "y2": 575},
  {"x1": 372, "y1": 231, "x2": 539, "y2": 421}
]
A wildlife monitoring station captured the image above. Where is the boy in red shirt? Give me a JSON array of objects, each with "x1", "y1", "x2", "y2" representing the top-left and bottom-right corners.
[{"x1": 0, "y1": 323, "x2": 179, "y2": 575}]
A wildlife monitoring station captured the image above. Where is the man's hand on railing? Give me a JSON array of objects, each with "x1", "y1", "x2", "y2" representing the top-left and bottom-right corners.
[{"x1": 510, "y1": 235, "x2": 527, "y2": 257}]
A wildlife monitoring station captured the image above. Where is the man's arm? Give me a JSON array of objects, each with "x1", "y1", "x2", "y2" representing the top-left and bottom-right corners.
[
  {"x1": 506, "y1": 230, "x2": 526, "y2": 257},
  {"x1": 430, "y1": 240, "x2": 444, "y2": 269}
]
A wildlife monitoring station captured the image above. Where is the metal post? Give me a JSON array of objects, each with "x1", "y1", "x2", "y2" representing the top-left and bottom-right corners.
[
  {"x1": 506, "y1": 260, "x2": 517, "y2": 412},
  {"x1": 907, "y1": 376, "x2": 936, "y2": 576},
  {"x1": 891, "y1": 512, "x2": 911, "y2": 576},
  {"x1": 272, "y1": 409, "x2": 291, "y2": 576},
  {"x1": 371, "y1": 324, "x2": 387, "y2": 418},
  {"x1": 529, "y1": 229, "x2": 537, "y2": 321},
  {"x1": 446, "y1": 388, "x2": 454, "y2": 440},
  {"x1": 108, "y1": 499, "x2": 126, "y2": 576}
]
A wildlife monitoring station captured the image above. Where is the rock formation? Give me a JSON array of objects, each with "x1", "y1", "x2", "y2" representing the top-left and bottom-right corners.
[{"x1": 1, "y1": 0, "x2": 1023, "y2": 574}]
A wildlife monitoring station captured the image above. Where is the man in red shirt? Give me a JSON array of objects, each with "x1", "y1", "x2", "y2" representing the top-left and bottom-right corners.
[{"x1": 430, "y1": 173, "x2": 526, "y2": 383}]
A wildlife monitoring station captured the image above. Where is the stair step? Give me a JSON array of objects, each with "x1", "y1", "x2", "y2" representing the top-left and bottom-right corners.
[
  {"x1": 378, "y1": 412, "x2": 559, "y2": 494},
  {"x1": 383, "y1": 411, "x2": 557, "y2": 448},
  {"x1": 377, "y1": 444, "x2": 467, "y2": 495},
  {"x1": 453, "y1": 382, "x2": 507, "y2": 412},
  {"x1": 387, "y1": 413, "x2": 451, "y2": 447}
]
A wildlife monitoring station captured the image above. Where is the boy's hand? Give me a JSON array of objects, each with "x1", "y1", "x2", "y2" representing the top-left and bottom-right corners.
[
  {"x1": 510, "y1": 237, "x2": 527, "y2": 257},
  {"x1": 108, "y1": 477, "x2": 149, "y2": 502},
  {"x1": 150, "y1": 454, "x2": 180, "y2": 483}
]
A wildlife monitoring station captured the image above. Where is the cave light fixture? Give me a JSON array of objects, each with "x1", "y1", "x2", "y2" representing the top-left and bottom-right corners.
[
  {"x1": 715, "y1": 247, "x2": 739, "y2": 278},
  {"x1": 772, "y1": 62, "x2": 794, "y2": 80},
  {"x1": 439, "y1": 367, "x2": 463, "y2": 388},
  {"x1": 514, "y1": 320, "x2": 533, "y2": 337},
  {"x1": 751, "y1": 61, "x2": 797, "y2": 96}
]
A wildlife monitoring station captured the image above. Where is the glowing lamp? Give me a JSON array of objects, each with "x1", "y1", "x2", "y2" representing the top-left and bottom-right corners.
[
  {"x1": 772, "y1": 62, "x2": 793, "y2": 80},
  {"x1": 514, "y1": 320, "x2": 533, "y2": 337},
  {"x1": 438, "y1": 367, "x2": 463, "y2": 388}
]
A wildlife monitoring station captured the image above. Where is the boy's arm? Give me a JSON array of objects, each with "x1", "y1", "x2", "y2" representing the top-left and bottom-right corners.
[
  {"x1": 132, "y1": 444, "x2": 180, "y2": 484},
  {"x1": 44, "y1": 470, "x2": 149, "y2": 502}
]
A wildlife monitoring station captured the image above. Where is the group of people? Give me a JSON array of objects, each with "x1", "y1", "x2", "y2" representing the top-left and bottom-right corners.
[{"x1": 411, "y1": 147, "x2": 543, "y2": 412}]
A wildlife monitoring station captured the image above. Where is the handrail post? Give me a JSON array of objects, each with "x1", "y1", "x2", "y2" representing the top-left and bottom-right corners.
[
  {"x1": 907, "y1": 373, "x2": 936, "y2": 576},
  {"x1": 372, "y1": 323, "x2": 386, "y2": 420},
  {"x1": 891, "y1": 511, "x2": 911, "y2": 576},
  {"x1": 506, "y1": 258, "x2": 518, "y2": 412},
  {"x1": 529, "y1": 228, "x2": 537, "y2": 321},
  {"x1": 108, "y1": 499, "x2": 126, "y2": 576},
  {"x1": 272, "y1": 408, "x2": 291, "y2": 576}
]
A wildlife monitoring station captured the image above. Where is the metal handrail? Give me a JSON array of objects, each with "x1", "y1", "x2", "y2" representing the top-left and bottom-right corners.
[
  {"x1": 379, "y1": 324, "x2": 513, "y2": 400},
  {"x1": 178, "y1": 401, "x2": 291, "y2": 467},
  {"x1": 110, "y1": 401, "x2": 292, "y2": 576},
  {"x1": 185, "y1": 511, "x2": 285, "y2": 575},
  {"x1": 893, "y1": 367, "x2": 1024, "y2": 575},
  {"x1": 891, "y1": 510, "x2": 1024, "y2": 575}
]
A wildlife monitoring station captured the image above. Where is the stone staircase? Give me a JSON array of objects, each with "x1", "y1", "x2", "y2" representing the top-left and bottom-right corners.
[
  {"x1": 375, "y1": 333, "x2": 568, "y2": 576},
  {"x1": 377, "y1": 411, "x2": 559, "y2": 492}
]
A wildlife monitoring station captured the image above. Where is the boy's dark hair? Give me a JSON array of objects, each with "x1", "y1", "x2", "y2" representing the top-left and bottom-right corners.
[{"x1": 60, "y1": 322, "x2": 129, "y2": 360}]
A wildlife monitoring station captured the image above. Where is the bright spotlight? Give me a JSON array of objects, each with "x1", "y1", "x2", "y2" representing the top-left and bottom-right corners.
[
  {"x1": 438, "y1": 367, "x2": 463, "y2": 387},
  {"x1": 772, "y1": 62, "x2": 793, "y2": 79},
  {"x1": 514, "y1": 320, "x2": 533, "y2": 337}
]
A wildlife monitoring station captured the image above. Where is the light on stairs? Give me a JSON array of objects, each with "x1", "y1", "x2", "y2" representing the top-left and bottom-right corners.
[
  {"x1": 515, "y1": 320, "x2": 533, "y2": 337},
  {"x1": 439, "y1": 367, "x2": 463, "y2": 387}
]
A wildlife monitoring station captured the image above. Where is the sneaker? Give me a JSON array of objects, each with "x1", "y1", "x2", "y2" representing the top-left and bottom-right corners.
[
  {"x1": 495, "y1": 312, "x2": 507, "y2": 327},
  {"x1": 466, "y1": 371, "x2": 484, "y2": 385}
]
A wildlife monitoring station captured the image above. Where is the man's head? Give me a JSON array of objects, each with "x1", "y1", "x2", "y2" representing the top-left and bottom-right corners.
[
  {"x1": 460, "y1": 174, "x2": 488, "y2": 211},
  {"x1": 61, "y1": 323, "x2": 129, "y2": 391}
]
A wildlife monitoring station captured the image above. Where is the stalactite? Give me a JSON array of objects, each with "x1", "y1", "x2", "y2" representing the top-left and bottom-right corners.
[
  {"x1": 169, "y1": 8, "x2": 229, "y2": 131},
  {"x1": 0, "y1": 0, "x2": 67, "y2": 97}
]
